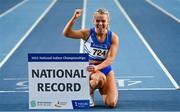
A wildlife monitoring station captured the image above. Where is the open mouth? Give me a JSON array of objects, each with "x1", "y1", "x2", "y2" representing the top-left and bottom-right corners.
[
  {"x1": 98, "y1": 25, "x2": 103, "y2": 28},
  {"x1": 97, "y1": 25, "x2": 104, "y2": 30}
]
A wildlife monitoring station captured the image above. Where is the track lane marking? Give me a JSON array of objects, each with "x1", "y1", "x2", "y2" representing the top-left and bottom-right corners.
[
  {"x1": 0, "y1": 0, "x2": 58, "y2": 68},
  {"x1": 0, "y1": 0, "x2": 28, "y2": 18},
  {"x1": 114, "y1": 0, "x2": 179, "y2": 89},
  {"x1": 146, "y1": 0, "x2": 180, "y2": 23}
]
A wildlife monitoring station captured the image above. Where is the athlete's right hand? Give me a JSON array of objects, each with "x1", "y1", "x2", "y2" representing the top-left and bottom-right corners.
[
  {"x1": 87, "y1": 65, "x2": 98, "y2": 73},
  {"x1": 73, "y1": 9, "x2": 82, "y2": 19}
]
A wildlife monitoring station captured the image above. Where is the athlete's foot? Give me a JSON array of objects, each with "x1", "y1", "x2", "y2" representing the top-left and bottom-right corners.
[{"x1": 90, "y1": 94, "x2": 95, "y2": 107}]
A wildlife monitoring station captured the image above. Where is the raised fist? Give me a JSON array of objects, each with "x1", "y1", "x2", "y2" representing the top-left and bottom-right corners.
[{"x1": 73, "y1": 9, "x2": 82, "y2": 19}]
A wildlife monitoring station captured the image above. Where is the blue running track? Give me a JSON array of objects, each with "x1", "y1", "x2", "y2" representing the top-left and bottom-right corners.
[{"x1": 0, "y1": 0, "x2": 180, "y2": 111}]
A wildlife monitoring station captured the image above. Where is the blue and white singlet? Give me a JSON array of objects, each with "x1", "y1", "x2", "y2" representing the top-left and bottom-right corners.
[{"x1": 83, "y1": 28, "x2": 112, "y2": 61}]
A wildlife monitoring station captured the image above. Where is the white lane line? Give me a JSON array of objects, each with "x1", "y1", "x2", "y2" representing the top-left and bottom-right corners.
[
  {"x1": 0, "y1": 0, "x2": 58, "y2": 69},
  {"x1": 118, "y1": 88, "x2": 176, "y2": 90},
  {"x1": 79, "y1": 0, "x2": 87, "y2": 53},
  {"x1": 3, "y1": 78, "x2": 27, "y2": 80},
  {"x1": 114, "y1": 0, "x2": 179, "y2": 89},
  {"x1": 146, "y1": 0, "x2": 180, "y2": 23},
  {"x1": 116, "y1": 76, "x2": 155, "y2": 79},
  {"x1": 0, "y1": 91, "x2": 28, "y2": 93},
  {"x1": 0, "y1": 0, "x2": 28, "y2": 18}
]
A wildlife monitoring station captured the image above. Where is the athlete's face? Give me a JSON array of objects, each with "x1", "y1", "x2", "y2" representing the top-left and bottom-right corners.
[{"x1": 93, "y1": 14, "x2": 109, "y2": 34}]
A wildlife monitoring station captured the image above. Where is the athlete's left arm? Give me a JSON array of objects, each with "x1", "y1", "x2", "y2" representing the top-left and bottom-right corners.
[{"x1": 96, "y1": 32, "x2": 119, "y2": 70}]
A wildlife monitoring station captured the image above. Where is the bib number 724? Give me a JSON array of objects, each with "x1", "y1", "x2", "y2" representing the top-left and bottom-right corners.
[{"x1": 93, "y1": 49, "x2": 107, "y2": 57}]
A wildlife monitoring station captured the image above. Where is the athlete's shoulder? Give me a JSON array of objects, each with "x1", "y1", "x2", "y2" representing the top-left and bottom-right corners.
[
  {"x1": 111, "y1": 32, "x2": 119, "y2": 43},
  {"x1": 111, "y1": 32, "x2": 119, "y2": 38}
]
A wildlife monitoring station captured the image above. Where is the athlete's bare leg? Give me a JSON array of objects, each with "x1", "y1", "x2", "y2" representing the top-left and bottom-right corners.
[
  {"x1": 89, "y1": 71, "x2": 106, "y2": 107},
  {"x1": 90, "y1": 71, "x2": 106, "y2": 95},
  {"x1": 100, "y1": 71, "x2": 118, "y2": 108}
]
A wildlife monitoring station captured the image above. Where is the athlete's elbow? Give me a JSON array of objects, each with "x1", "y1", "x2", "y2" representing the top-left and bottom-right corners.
[{"x1": 62, "y1": 30, "x2": 68, "y2": 37}]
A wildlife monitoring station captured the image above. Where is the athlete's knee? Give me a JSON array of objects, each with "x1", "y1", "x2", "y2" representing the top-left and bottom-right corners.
[
  {"x1": 90, "y1": 79, "x2": 98, "y2": 88},
  {"x1": 90, "y1": 75, "x2": 99, "y2": 89},
  {"x1": 98, "y1": 75, "x2": 106, "y2": 88},
  {"x1": 105, "y1": 97, "x2": 118, "y2": 108},
  {"x1": 106, "y1": 100, "x2": 117, "y2": 108},
  {"x1": 91, "y1": 75, "x2": 98, "y2": 83}
]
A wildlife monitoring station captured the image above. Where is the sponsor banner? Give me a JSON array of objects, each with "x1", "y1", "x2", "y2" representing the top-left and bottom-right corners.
[
  {"x1": 28, "y1": 53, "x2": 90, "y2": 109},
  {"x1": 72, "y1": 100, "x2": 89, "y2": 109}
]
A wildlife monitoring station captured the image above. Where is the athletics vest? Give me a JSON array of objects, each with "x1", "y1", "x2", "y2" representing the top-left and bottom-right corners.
[{"x1": 83, "y1": 28, "x2": 112, "y2": 61}]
